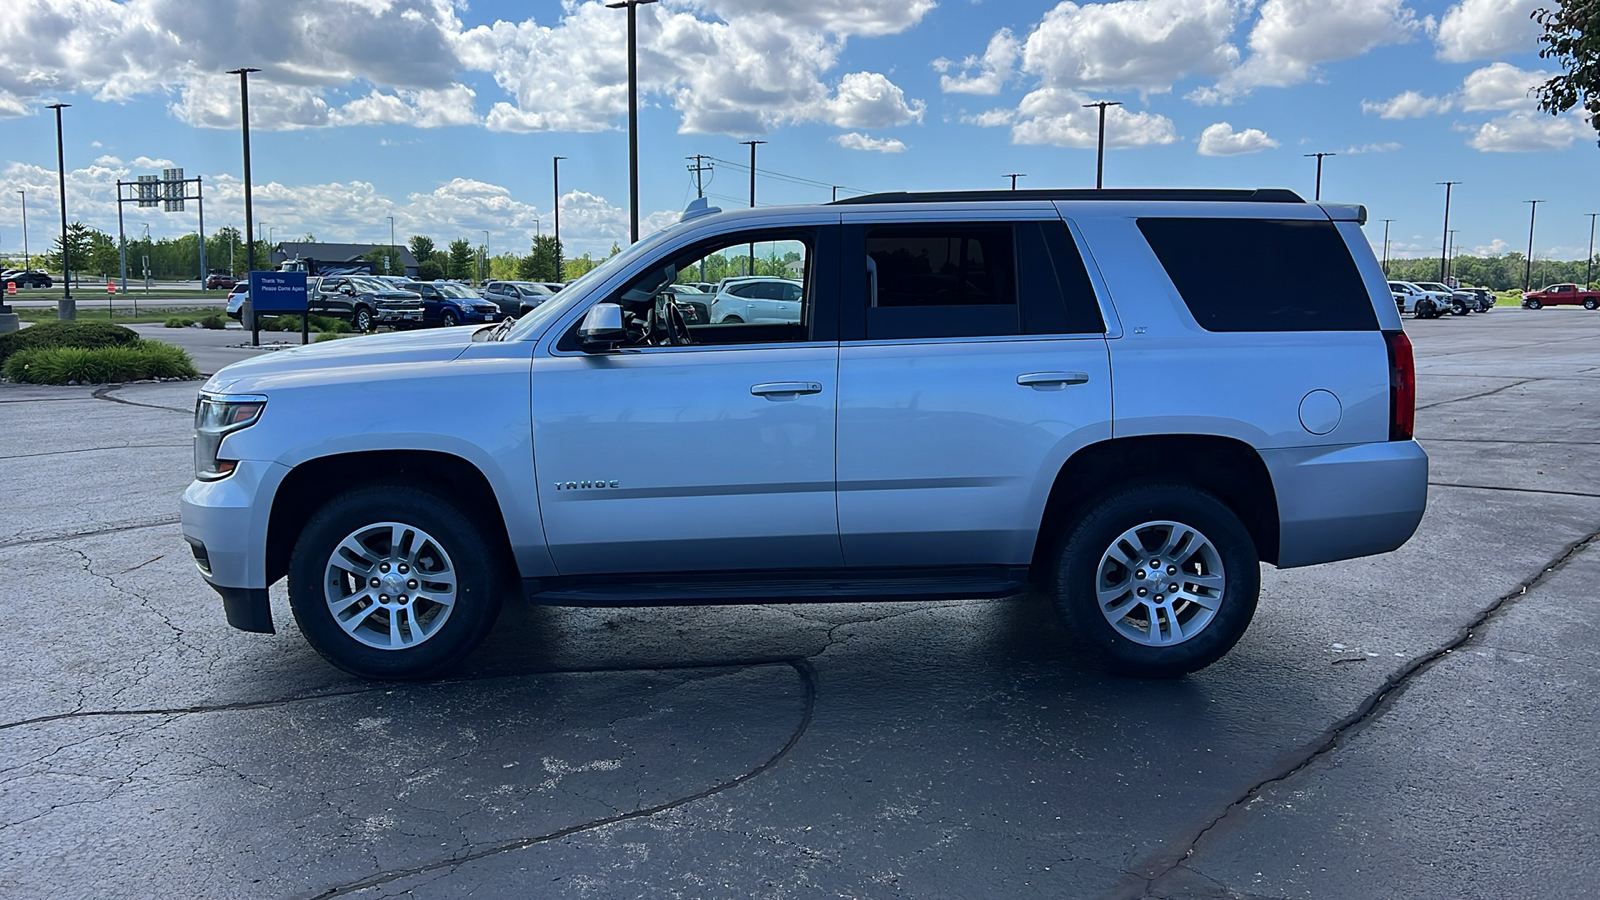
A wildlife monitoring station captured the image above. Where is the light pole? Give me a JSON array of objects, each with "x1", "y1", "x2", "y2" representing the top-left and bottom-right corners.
[
  {"x1": 606, "y1": 0, "x2": 658, "y2": 243},
  {"x1": 1082, "y1": 100, "x2": 1121, "y2": 189},
  {"x1": 1004, "y1": 173, "x2": 1025, "y2": 190},
  {"x1": 1303, "y1": 152, "x2": 1336, "y2": 201},
  {"x1": 1436, "y1": 181, "x2": 1459, "y2": 284},
  {"x1": 46, "y1": 102, "x2": 73, "y2": 318},
  {"x1": 482, "y1": 229, "x2": 490, "y2": 283},
  {"x1": 1381, "y1": 218, "x2": 1393, "y2": 276},
  {"x1": 553, "y1": 156, "x2": 566, "y2": 280},
  {"x1": 1447, "y1": 229, "x2": 1460, "y2": 283},
  {"x1": 227, "y1": 67, "x2": 261, "y2": 344},
  {"x1": 740, "y1": 139, "x2": 766, "y2": 275},
  {"x1": 16, "y1": 189, "x2": 28, "y2": 273},
  {"x1": 1523, "y1": 200, "x2": 1542, "y2": 291},
  {"x1": 1580, "y1": 211, "x2": 1593, "y2": 285},
  {"x1": 386, "y1": 215, "x2": 396, "y2": 275}
]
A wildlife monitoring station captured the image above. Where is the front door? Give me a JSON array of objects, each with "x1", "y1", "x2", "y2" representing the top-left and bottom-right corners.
[{"x1": 531, "y1": 226, "x2": 843, "y2": 576}]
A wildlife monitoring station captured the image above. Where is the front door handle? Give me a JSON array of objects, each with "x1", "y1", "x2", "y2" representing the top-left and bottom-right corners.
[
  {"x1": 1017, "y1": 372, "x2": 1090, "y2": 390},
  {"x1": 751, "y1": 382, "x2": 823, "y2": 397}
]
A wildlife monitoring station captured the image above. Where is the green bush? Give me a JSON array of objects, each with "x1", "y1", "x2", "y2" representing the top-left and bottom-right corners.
[
  {"x1": 0, "y1": 321, "x2": 140, "y2": 366},
  {"x1": 198, "y1": 315, "x2": 226, "y2": 330},
  {"x1": 3, "y1": 340, "x2": 199, "y2": 384},
  {"x1": 313, "y1": 331, "x2": 349, "y2": 342},
  {"x1": 164, "y1": 316, "x2": 195, "y2": 328}
]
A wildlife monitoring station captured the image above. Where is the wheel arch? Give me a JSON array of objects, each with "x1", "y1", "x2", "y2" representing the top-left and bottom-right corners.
[
  {"x1": 1030, "y1": 434, "x2": 1281, "y2": 578},
  {"x1": 266, "y1": 449, "x2": 517, "y2": 586}
]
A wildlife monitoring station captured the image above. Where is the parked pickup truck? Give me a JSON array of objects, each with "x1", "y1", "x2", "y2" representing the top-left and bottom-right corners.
[
  {"x1": 182, "y1": 189, "x2": 1426, "y2": 682},
  {"x1": 1521, "y1": 283, "x2": 1600, "y2": 310},
  {"x1": 311, "y1": 275, "x2": 426, "y2": 331}
]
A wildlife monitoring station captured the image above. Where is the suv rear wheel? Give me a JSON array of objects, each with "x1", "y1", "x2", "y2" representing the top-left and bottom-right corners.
[
  {"x1": 1050, "y1": 484, "x2": 1260, "y2": 678},
  {"x1": 288, "y1": 484, "x2": 504, "y2": 679}
]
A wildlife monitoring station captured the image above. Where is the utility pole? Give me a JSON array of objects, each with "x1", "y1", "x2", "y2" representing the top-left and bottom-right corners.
[
  {"x1": 1082, "y1": 100, "x2": 1121, "y2": 189},
  {"x1": 1580, "y1": 211, "x2": 1593, "y2": 286},
  {"x1": 1004, "y1": 173, "x2": 1025, "y2": 190},
  {"x1": 1447, "y1": 229, "x2": 1460, "y2": 283},
  {"x1": 16, "y1": 189, "x2": 27, "y2": 273},
  {"x1": 687, "y1": 154, "x2": 712, "y2": 199},
  {"x1": 386, "y1": 215, "x2": 396, "y2": 275},
  {"x1": 1523, "y1": 200, "x2": 1542, "y2": 291},
  {"x1": 606, "y1": 0, "x2": 658, "y2": 243},
  {"x1": 740, "y1": 140, "x2": 766, "y2": 275},
  {"x1": 553, "y1": 156, "x2": 566, "y2": 281},
  {"x1": 1381, "y1": 219, "x2": 1393, "y2": 276},
  {"x1": 1303, "y1": 152, "x2": 1336, "y2": 201},
  {"x1": 228, "y1": 66, "x2": 261, "y2": 344},
  {"x1": 481, "y1": 229, "x2": 490, "y2": 284},
  {"x1": 46, "y1": 102, "x2": 73, "y2": 318},
  {"x1": 1436, "y1": 181, "x2": 1459, "y2": 284}
]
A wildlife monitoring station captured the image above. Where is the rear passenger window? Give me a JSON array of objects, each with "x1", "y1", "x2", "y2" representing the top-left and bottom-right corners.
[{"x1": 1137, "y1": 218, "x2": 1379, "y2": 332}]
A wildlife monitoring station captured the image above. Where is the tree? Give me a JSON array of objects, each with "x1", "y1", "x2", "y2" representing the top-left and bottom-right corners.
[
  {"x1": 363, "y1": 246, "x2": 406, "y2": 276},
  {"x1": 407, "y1": 235, "x2": 436, "y2": 264},
  {"x1": 563, "y1": 253, "x2": 600, "y2": 280},
  {"x1": 43, "y1": 221, "x2": 95, "y2": 276},
  {"x1": 1533, "y1": 1, "x2": 1600, "y2": 144},
  {"x1": 85, "y1": 230, "x2": 120, "y2": 278},
  {"x1": 417, "y1": 258, "x2": 445, "y2": 280},
  {"x1": 447, "y1": 238, "x2": 476, "y2": 281},
  {"x1": 517, "y1": 235, "x2": 563, "y2": 281}
]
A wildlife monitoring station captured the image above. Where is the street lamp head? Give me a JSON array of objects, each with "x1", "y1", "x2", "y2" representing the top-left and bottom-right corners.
[
  {"x1": 225, "y1": 67, "x2": 261, "y2": 75},
  {"x1": 45, "y1": 102, "x2": 70, "y2": 110},
  {"x1": 605, "y1": 0, "x2": 658, "y2": 7}
]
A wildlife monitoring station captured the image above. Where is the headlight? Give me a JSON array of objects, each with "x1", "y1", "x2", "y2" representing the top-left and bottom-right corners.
[{"x1": 194, "y1": 393, "x2": 266, "y2": 480}]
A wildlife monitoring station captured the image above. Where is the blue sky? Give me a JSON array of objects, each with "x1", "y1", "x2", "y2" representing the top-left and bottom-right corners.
[{"x1": 1, "y1": 0, "x2": 1595, "y2": 262}]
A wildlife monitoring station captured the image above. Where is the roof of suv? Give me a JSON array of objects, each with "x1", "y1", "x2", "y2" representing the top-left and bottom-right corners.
[{"x1": 831, "y1": 188, "x2": 1305, "y2": 205}]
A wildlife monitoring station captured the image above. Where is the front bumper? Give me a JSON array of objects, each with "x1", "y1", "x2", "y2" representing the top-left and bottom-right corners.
[
  {"x1": 180, "y1": 458, "x2": 290, "y2": 633},
  {"x1": 1263, "y1": 440, "x2": 1429, "y2": 568},
  {"x1": 376, "y1": 307, "x2": 425, "y2": 324}
]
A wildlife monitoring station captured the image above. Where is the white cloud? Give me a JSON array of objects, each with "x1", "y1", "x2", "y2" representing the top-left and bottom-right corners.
[
  {"x1": 963, "y1": 108, "x2": 1018, "y2": 127},
  {"x1": 1010, "y1": 89, "x2": 1178, "y2": 148},
  {"x1": 1020, "y1": 0, "x2": 1243, "y2": 93},
  {"x1": 1435, "y1": 0, "x2": 1542, "y2": 62},
  {"x1": 169, "y1": 72, "x2": 332, "y2": 130},
  {"x1": 331, "y1": 85, "x2": 480, "y2": 128},
  {"x1": 692, "y1": 0, "x2": 936, "y2": 37},
  {"x1": 1465, "y1": 111, "x2": 1592, "y2": 152},
  {"x1": 1342, "y1": 141, "x2": 1402, "y2": 153},
  {"x1": 1472, "y1": 238, "x2": 1510, "y2": 256},
  {"x1": 834, "y1": 132, "x2": 908, "y2": 152},
  {"x1": 1196, "y1": 122, "x2": 1279, "y2": 155},
  {"x1": 820, "y1": 72, "x2": 925, "y2": 128},
  {"x1": 937, "y1": 29, "x2": 1021, "y2": 95},
  {"x1": 1362, "y1": 90, "x2": 1453, "y2": 119},
  {"x1": 1458, "y1": 62, "x2": 1547, "y2": 111},
  {"x1": 1215, "y1": 0, "x2": 1423, "y2": 97}
]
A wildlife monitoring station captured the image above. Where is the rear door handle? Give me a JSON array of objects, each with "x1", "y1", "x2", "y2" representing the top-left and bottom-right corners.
[
  {"x1": 1017, "y1": 372, "x2": 1090, "y2": 390},
  {"x1": 751, "y1": 382, "x2": 823, "y2": 397}
]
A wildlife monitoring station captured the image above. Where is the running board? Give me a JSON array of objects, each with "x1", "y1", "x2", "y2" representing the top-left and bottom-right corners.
[{"x1": 523, "y1": 566, "x2": 1031, "y2": 607}]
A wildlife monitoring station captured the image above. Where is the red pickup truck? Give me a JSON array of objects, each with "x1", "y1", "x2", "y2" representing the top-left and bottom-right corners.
[{"x1": 1522, "y1": 283, "x2": 1600, "y2": 310}]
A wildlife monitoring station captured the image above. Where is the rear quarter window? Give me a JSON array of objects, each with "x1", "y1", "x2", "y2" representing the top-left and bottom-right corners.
[{"x1": 1137, "y1": 217, "x2": 1379, "y2": 332}]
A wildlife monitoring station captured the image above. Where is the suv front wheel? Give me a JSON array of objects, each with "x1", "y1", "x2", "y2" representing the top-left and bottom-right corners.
[
  {"x1": 288, "y1": 484, "x2": 504, "y2": 679},
  {"x1": 1051, "y1": 484, "x2": 1260, "y2": 678},
  {"x1": 352, "y1": 306, "x2": 374, "y2": 333}
]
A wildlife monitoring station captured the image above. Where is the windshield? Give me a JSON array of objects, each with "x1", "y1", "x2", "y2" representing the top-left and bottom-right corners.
[
  {"x1": 434, "y1": 283, "x2": 479, "y2": 299},
  {"x1": 350, "y1": 276, "x2": 396, "y2": 292}
]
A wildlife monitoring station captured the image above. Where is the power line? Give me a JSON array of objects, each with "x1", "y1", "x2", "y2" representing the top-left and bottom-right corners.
[{"x1": 706, "y1": 156, "x2": 871, "y2": 197}]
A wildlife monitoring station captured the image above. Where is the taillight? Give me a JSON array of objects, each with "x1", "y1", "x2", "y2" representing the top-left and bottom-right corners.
[{"x1": 1385, "y1": 330, "x2": 1415, "y2": 440}]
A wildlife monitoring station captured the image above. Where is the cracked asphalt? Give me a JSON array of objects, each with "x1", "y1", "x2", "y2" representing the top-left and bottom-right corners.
[{"x1": 2, "y1": 308, "x2": 1597, "y2": 899}]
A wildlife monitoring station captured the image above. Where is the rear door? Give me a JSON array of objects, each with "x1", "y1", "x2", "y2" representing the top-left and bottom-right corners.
[{"x1": 834, "y1": 213, "x2": 1113, "y2": 568}]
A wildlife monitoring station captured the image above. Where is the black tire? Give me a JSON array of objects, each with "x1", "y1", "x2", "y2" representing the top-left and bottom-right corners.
[
  {"x1": 288, "y1": 484, "x2": 505, "y2": 679},
  {"x1": 1050, "y1": 484, "x2": 1260, "y2": 678},
  {"x1": 1584, "y1": 298, "x2": 1598, "y2": 311},
  {"x1": 721, "y1": 315, "x2": 744, "y2": 324},
  {"x1": 1526, "y1": 299, "x2": 1542, "y2": 310},
  {"x1": 353, "y1": 306, "x2": 374, "y2": 333},
  {"x1": 441, "y1": 309, "x2": 459, "y2": 326},
  {"x1": 1451, "y1": 300, "x2": 1468, "y2": 315}
]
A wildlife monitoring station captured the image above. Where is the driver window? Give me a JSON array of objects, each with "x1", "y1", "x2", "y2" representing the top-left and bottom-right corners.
[{"x1": 582, "y1": 232, "x2": 812, "y2": 350}]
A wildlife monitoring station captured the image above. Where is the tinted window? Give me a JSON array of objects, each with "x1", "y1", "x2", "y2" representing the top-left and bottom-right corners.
[
  {"x1": 868, "y1": 226, "x2": 1013, "y2": 308},
  {"x1": 1137, "y1": 218, "x2": 1378, "y2": 332},
  {"x1": 1020, "y1": 221, "x2": 1105, "y2": 335}
]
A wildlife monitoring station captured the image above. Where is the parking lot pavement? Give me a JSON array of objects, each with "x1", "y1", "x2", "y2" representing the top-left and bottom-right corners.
[
  {"x1": 126, "y1": 323, "x2": 291, "y2": 376},
  {"x1": 1, "y1": 307, "x2": 1596, "y2": 899}
]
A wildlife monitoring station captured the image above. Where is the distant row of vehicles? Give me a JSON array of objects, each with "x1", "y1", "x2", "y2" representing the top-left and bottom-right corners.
[
  {"x1": 1388, "y1": 280, "x2": 1495, "y2": 319},
  {"x1": 1, "y1": 268, "x2": 53, "y2": 288},
  {"x1": 226, "y1": 273, "x2": 807, "y2": 332}
]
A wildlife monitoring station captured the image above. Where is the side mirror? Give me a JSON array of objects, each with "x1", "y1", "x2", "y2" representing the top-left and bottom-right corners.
[{"x1": 579, "y1": 303, "x2": 626, "y2": 351}]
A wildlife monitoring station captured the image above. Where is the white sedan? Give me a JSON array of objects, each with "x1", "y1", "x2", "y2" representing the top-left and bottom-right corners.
[{"x1": 708, "y1": 277, "x2": 804, "y2": 324}]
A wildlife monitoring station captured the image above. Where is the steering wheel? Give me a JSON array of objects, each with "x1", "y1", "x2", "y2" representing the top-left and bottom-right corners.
[{"x1": 659, "y1": 298, "x2": 693, "y2": 346}]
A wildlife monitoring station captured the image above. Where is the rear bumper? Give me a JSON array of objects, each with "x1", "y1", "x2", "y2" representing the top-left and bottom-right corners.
[{"x1": 1263, "y1": 440, "x2": 1428, "y2": 568}]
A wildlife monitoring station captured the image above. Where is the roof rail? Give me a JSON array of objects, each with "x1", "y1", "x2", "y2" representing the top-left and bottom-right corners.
[{"x1": 831, "y1": 188, "x2": 1305, "y2": 205}]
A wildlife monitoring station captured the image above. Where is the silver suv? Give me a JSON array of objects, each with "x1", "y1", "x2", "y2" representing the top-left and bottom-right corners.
[{"x1": 182, "y1": 189, "x2": 1426, "y2": 680}]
